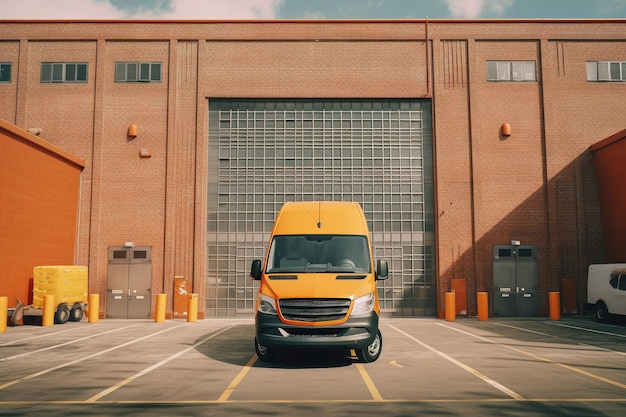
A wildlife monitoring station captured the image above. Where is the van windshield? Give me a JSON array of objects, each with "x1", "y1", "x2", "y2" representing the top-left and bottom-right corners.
[{"x1": 266, "y1": 235, "x2": 371, "y2": 273}]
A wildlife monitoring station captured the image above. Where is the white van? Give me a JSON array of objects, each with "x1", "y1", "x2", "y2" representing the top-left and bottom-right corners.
[{"x1": 586, "y1": 263, "x2": 626, "y2": 323}]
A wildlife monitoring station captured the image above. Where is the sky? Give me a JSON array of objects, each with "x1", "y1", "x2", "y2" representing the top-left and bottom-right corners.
[{"x1": 0, "y1": 0, "x2": 625, "y2": 20}]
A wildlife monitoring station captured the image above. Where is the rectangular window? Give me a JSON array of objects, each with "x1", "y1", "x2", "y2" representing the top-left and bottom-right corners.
[
  {"x1": 587, "y1": 61, "x2": 626, "y2": 82},
  {"x1": 40, "y1": 62, "x2": 88, "y2": 83},
  {"x1": 0, "y1": 63, "x2": 11, "y2": 83},
  {"x1": 486, "y1": 61, "x2": 536, "y2": 82},
  {"x1": 115, "y1": 62, "x2": 162, "y2": 82}
]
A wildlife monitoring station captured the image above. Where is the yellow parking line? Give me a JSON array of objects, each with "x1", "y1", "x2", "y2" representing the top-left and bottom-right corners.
[
  {"x1": 86, "y1": 324, "x2": 235, "y2": 402},
  {"x1": 355, "y1": 363, "x2": 383, "y2": 401},
  {"x1": 218, "y1": 355, "x2": 257, "y2": 402}
]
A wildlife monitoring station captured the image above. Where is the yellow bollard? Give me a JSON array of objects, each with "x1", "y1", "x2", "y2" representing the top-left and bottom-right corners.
[
  {"x1": 549, "y1": 291, "x2": 561, "y2": 321},
  {"x1": 187, "y1": 293, "x2": 198, "y2": 323},
  {"x1": 88, "y1": 294, "x2": 99, "y2": 323},
  {"x1": 155, "y1": 293, "x2": 167, "y2": 322},
  {"x1": 42, "y1": 295, "x2": 56, "y2": 327},
  {"x1": 477, "y1": 292, "x2": 489, "y2": 321},
  {"x1": 445, "y1": 292, "x2": 456, "y2": 322},
  {"x1": 0, "y1": 296, "x2": 7, "y2": 332}
]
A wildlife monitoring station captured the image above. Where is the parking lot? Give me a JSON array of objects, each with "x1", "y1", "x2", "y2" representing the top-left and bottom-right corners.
[{"x1": 1, "y1": 316, "x2": 625, "y2": 416}]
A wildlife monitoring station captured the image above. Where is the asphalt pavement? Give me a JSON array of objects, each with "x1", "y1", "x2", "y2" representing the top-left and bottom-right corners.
[{"x1": 1, "y1": 315, "x2": 625, "y2": 416}]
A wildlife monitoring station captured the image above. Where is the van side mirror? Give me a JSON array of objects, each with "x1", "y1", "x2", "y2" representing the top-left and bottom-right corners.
[
  {"x1": 250, "y1": 260, "x2": 262, "y2": 280},
  {"x1": 376, "y1": 259, "x2": 388, "y2": 280}
]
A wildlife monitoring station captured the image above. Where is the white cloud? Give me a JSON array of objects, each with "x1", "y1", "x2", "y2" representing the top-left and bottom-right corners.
[
  {"x1": 133, "y1": 0, "x2": 284, "y2": 19},
  {"x1": 0, "y1": 0, "x2": 123, "y2": 19},
  {"x1": 0, "y1": 0, "x2": 284, "y2": 19},
  {"x1": 444, "y1": 0, "x2": 513, "y2": 18},
  {"x1": 596, "y1": 0, "x2": 626, "y2": 14}
]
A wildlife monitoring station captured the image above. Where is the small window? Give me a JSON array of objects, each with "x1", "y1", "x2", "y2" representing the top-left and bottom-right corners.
[
  {"x1": 498, "y1": 248, "x2": 512, "y2": 258},
  {"x1": 587, "y1": 61, "x2": 626, "y2": 82},
  {"x1": 0, "y1": 63, "x2": 11, "y2": 83},
  {"x1": 487, "y1": 61, "x2": 536, "y2": 82},
  {"x1": 40, "y1": 62, "x2": 88, "y2": 83},
  {"x1": 619, "y1": 277, "x2": 626, "y2": 291},
  {"x1": 115, "y1": 62, "x2": 162, "y2": 83}
]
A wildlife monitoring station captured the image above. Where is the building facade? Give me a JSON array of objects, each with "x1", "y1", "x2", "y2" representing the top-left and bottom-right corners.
[{"x1": 0, "y1": 19, "x2": 624, "y2": 318}]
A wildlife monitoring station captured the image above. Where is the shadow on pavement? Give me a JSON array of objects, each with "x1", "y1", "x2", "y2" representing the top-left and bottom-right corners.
[{"x1": 194, "y1": 324, "x2": 353, "y2": 368}]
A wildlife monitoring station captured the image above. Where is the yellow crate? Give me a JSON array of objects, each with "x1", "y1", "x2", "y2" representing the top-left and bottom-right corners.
[{"x1": 32, "y1": 266, "x2": 88, "y2": 308}]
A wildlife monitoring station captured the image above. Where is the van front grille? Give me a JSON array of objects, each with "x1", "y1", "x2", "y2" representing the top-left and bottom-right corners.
[{"x1": 279, "y1": 298, "x2": 351, "y2": 322}]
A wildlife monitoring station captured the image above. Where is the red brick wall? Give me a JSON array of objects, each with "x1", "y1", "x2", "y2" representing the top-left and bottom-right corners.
[{"x1": 1, "y1": 20, "x2": 624, "y2": 316}]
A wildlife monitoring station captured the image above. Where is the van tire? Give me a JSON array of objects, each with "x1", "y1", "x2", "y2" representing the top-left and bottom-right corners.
[
  {"x1": 357, "y1": 330, "x2": 382, "y2": 363},
  {"x1": 255, "y1": 337, "x2": 276, "y2": 362},
  {"x1": 594, "y1": 302, "x2": 612, "y2": 323}
]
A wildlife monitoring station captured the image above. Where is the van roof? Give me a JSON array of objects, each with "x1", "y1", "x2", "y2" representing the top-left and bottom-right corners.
[{"x1": 272, "y1": 201, "x2": 369, "y2": 235}]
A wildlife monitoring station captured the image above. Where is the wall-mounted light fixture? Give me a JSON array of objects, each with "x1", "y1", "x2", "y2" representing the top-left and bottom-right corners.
[
  {"x1": 501, "y1": 122, "x2": 511, "y2": 137},
  {"x1": 128, "y1": 123, "x2": 138, "y2": 138}
]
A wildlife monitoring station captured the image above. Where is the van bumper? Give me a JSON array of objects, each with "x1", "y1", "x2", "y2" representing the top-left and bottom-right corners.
[{"x1": 256, "y1": 312, "x2": 379, "y2": 349}]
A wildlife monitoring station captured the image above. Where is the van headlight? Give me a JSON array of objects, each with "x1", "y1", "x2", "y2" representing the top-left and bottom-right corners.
[
  {"x1": 258, "y1": 294, "x2": 278, "y2": 315},
  {"x1": 351, "y1": 293, "x2": 375, "y2": 316}
]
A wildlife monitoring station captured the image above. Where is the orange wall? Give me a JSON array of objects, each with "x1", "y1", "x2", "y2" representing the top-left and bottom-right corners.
[
  {"x1": 0, "y1": 119, "x2": 84, "y2": 306},
  {"x1": 591, "y1": 130, "x2": 626, "y2": 263}
]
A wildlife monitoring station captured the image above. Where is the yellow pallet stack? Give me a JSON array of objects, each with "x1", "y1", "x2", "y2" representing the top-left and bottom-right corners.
[{"x1": 32, "y1": 266, "x2": 88, "y2": 308}]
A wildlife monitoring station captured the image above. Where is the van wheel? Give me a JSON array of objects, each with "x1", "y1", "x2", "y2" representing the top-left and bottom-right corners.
[
  {"x1": 69, "y1": 303, "x2": 84, "y2": 322},
  {"x1": 357, "y1": 330, "x2": 382, "y2": 363},
  {"x1": 594, "y1": 303, "x2": 612, "y2": 323},
  {"x1": 54, "y1": 304, "x2": 70, "y2": 324},
  {"x1": 255, "y1": 337, "x2": 276, "y2": 362}
]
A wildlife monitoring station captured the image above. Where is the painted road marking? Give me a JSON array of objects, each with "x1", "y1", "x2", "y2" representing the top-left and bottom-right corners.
[
  {"x1": 438, "y1": 322, "x2": 626, "y2": 390},
  {"x1": 386, "y1": 323, "x2": 524, "y2": 400},
  {"x1": 355, "y1": 363, "x2": 383, "y2": 401},
  {"x1": 349, "y1": 349, "x2": 383, "y2": 400},
  {"x1": 1, "y1": 325, "x2": 141, "y2": 361},
  {"x1": 496, "y1": 321, "x2": 626, "y2": 356},
  {"x1": 1, "y1": 398, "x2": 626, "y2": 406},
  {"x1": 218, "y1": 354, "x2": 258, "y2": 402},
  {"x1": 0, "y1": 324, "x2": 188, "y2": 391},
  {"x1": 0, "y1": 326, "x2": 89, "y2": 347},
  {"x1": 389, "y1": 360, "x2": 403, "y2": 368},
  {"x1": 87, "y1": 324, "x2": 235, "y2": 402},
  {"x1": 217, "y1": 349, "x2": 383, "y2": 402},
  {"x1": 549, "y1": 321, "x2": 626, "y2": 340}
]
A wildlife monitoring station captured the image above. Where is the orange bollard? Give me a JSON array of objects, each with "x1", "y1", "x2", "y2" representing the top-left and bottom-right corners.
[
  {"x1": 42, "y1": 295, "x2": 56, "y2": 327},
  {"x1": 155, "y1": 293, "x2": 167, "y2": 322},
  {"x1": 187, "y1": 293, "x2": 198, "y2": 323},
  {"x1": 477, "y1": 292, "x2": 489, "y2": 321},
  {"x1": 549, "y1": 291, "x2": 561, "y2": 321},
  {"x1": 88, "y1": 294, "x2": 99, "y2": 323},
  {"x1": 445, "y1": 292, "x2": 456, "y2": 322},
  {"x1": 0, "y1": 296, "x2": 7, "y2": 332}
]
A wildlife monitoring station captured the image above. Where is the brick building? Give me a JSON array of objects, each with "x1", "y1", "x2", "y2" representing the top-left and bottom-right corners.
[{"x1": 0, "y1": 19, "x2": 624, "y2": 319}]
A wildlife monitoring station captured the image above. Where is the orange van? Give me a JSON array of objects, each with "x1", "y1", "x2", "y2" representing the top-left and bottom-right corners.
[{"x1": 250, "y1": 201, "x2": 388, "y2": 362}]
